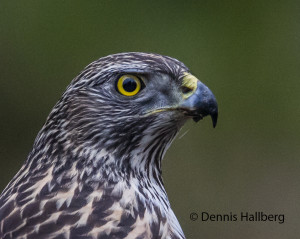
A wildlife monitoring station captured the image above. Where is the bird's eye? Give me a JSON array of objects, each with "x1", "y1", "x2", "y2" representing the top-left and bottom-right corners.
[{"x1": 117, "y1": 75, "x2": 142, "y2": 96}]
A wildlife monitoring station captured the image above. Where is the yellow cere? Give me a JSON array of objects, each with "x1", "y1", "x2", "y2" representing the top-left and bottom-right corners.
[
  {"x1": 181, "y1": 72, "x2": 199, "y2": 99},
  {"x1": 117, "y1": 75, "x2": 141, "y2": 96}
]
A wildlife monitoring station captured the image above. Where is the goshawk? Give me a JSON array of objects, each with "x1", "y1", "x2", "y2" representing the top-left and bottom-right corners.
[{"x1": 0, "y1": 52, "x2": 218, "y2": 239}]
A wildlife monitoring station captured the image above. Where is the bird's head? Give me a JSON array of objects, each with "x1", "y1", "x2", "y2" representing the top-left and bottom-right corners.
[{"x1": 40, "y1": 52, "x2": 218, "y2": 176}]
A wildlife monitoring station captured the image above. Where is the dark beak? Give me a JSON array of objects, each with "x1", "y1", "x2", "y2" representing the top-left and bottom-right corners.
[{"x1": 179, "y1": 81, "x2": 218, "y2": 127}]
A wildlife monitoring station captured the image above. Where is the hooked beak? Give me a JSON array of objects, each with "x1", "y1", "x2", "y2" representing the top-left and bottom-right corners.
[{"x1": 179, "y1": 73, "x2": 218, "y2": 127}]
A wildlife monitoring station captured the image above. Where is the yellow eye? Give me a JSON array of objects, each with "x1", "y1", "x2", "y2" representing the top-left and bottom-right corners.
[{"x1": 117, "y1": 75, "x2": 142, "y2": 96}]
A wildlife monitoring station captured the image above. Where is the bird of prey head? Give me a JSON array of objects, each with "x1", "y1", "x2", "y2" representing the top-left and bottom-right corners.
[{"x1": 0, "y1": 52, "x2": 218, "y2": 239}]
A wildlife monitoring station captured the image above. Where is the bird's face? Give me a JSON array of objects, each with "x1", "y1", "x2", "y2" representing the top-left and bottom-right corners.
[{"x1": 49, "y1": 53, "x2": 217, "y2": 172}]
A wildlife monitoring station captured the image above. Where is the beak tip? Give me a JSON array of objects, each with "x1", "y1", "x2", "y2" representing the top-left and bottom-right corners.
[{"x1": 211, "y1": 112, "x2": 218, "y2": 128}]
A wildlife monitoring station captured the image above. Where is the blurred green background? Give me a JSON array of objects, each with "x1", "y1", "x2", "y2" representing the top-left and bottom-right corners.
[{"x1": 0, "y1": 1, "x2": 299, "y2": 238}]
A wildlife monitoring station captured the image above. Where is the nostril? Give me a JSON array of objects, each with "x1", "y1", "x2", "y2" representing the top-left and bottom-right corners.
[{"x1": 181, "y1": 86, "x2": 193, "y2": 94}]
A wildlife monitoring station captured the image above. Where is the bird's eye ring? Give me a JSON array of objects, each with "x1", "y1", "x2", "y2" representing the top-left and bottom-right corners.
[{"x1": 117, "y1": 75, "x2": 142, "y2": 96}]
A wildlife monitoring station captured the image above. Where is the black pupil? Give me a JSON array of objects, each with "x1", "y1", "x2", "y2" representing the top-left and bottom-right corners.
[{"x1": 123, "y1": 78, "x2": 137, "y2": 92}]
